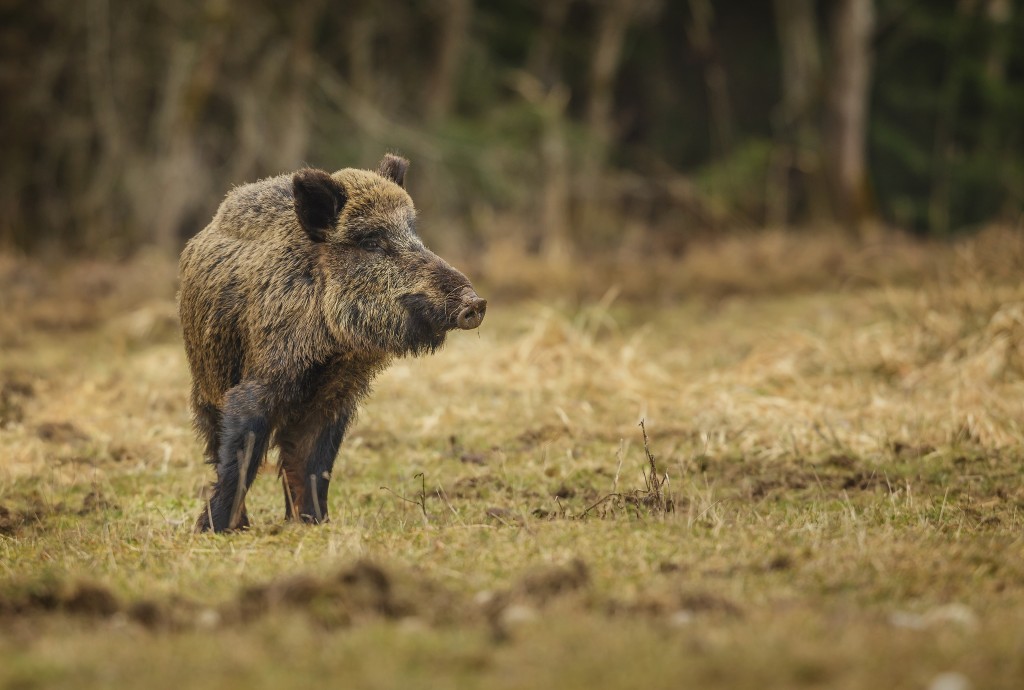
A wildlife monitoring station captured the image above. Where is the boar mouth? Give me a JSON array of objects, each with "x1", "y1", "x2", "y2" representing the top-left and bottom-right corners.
[{"x1": 398, "y1": 293, "x2": 448, "y2": 355}]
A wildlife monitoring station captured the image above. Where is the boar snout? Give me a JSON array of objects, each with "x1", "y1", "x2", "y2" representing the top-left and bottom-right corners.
[{"x1": 456, "y1": 291, "x2": 487, "y2": 330}]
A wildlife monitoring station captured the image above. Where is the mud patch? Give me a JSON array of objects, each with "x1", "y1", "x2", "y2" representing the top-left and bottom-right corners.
[
  {"x1": 888, "y1": 441, "x2": 937, "y2": 459},
  {"x1": 484, "y1": 507, "x2": 526, "y2": 525},
  {"x1": 0, "y1": 372, "x2": 35, "y2": 426},
  {"x1": 1, "y1": 559, "x2": 614, "y2": 635},
  {"x1": 35, "y1": 421, "x2": 90, "y2": 444},
  {"x1": 236, "y1": 560, "x2": 468, "y2": 629},
  {"x1": 0, "y1": 488, "x2": 114, "y2": 535},
  {"x1": 698, "y1": 456, "x2": 894, "y2": 501},
  {"x1": 531, "y1": 480, "x2": 678, "y2": 520},
  {"x1": 0, "y1": 505, "x2": 43, "y2": 536},
  {"x1": 516, "y1": 424, "x2": 569, "y2": 449},
  {"x1": 447, "y1": 435, "x2": 493, "y2": 465},
  {"x1": 480, "y1": 559, "x2": 593, "y2": 639},
  {"x1": 77, "y1": 489, "x2": 119, "y2": 516},
  {"x1": 517, "y1": 559, "x2": 589, "y2": 603},
  {"x1": 606, "y1": 589, "x2": 744, "y2": 621},
  {"x1": 0, "y1": 580, "x2": 120, "y2": 618},
  {"x1": 0, "y1": 498, "x2": 50, "y2": 537},
  {"x1": 441, "y1": 474, "x2": 508, "y2": 500}
]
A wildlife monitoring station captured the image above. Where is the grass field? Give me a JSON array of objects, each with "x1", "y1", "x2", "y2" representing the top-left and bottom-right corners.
[{"x1": 2, "y1": 233, "x2": 1024, "y2": 689}]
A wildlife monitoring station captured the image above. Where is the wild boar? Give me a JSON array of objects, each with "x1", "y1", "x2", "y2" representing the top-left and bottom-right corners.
[{"x1": 179, "y1": 154, "x2": 486, "y2": 532}]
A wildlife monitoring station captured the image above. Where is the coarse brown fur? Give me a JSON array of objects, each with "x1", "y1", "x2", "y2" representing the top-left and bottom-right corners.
[{"x1": 179, "y1": 155, "x2": 486, "y2": 532}]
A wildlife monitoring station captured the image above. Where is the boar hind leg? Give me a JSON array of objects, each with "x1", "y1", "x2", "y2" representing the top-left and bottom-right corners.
[
  {"x1": 199, "y1": 382, "x2": 271, "y2": 533},
  {"x1": 192, "y1": 399, "x2": 222, "y2": 464},
  {"x1": 279, "y1": 414, "x2": 349, "y2": 524},
  {"x1": 279, "y1": 455, "x2": 306, "y2": 522},
  {"x1": 302, "y1": 414, "x2": 350, "y2": 524},
  {"x1": 193, "y1": 400, "x2": 223, "y2": 533}
]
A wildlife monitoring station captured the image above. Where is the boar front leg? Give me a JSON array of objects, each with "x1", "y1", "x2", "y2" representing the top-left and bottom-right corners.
[{"x1": 199, "y1": 382, "x2": 271, "y2": 533}]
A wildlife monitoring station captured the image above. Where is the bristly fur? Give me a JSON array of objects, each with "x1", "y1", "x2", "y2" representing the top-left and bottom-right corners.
[{"x1": 179, "y1": 155, "x2": 483, "y2": 532}]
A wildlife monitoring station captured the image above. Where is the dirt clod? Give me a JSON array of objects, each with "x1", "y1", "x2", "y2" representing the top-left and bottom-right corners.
[
  {"x1": 35, "y1": 421, "x2": 90, "y2": 444},
  {"x1": 236, "y1": 560, "x2": 465, "y2": 629},
  {"x1": 0, "y1": 502, "x2": 47, "y2": 536},
  {"x1": 518, "y1": 559, "x2": 589, "y2": 603},
  {"x1": 0, "y1": 373, "x2": 34, "y2": 426},
  {"x1": 78, "y1": 490, "x2": 118, "y2": 515},
  {"x1": 61, "y1": 582, "x2": 121, "y2": 617},
  {"x1": 552, "y1": 484, "x2": 575, "y2": 499},
  {"x1": 0, "y1": 580, "x2": 120, "y2": 619},
  {"x1": 766, "y1": 553, "x2": 795, "y2": 571}
]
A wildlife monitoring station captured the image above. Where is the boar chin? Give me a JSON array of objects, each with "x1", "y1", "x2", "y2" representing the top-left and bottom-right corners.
[
  {"x1": 402, "y1": 324, "x2": 447, "y2": 356},
  {"x1": 398, "y1": 293, "x2": 449, "y2": 356}
]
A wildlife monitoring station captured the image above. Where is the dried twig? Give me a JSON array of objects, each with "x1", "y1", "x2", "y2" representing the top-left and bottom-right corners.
[
  {"x1": 612, "y1": 438, "x2": 625, "y2": 494},
  {"x1": 577, "y1": 492, "x2": 624, "y2": 519},
  {"x1": 570, "y1": 421, "x2": 674, "y2": 519},
  {"x1": 639, "y1": 419, "x2": 666, "y2": 512},
  {"x1": 380, "y1": 472, "x2": 429, "y2": 520}
]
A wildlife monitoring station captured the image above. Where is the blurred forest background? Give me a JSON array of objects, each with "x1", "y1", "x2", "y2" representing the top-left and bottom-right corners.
[{"x1": 1, "y1": 0, "x2": 1022, "y2": 258}]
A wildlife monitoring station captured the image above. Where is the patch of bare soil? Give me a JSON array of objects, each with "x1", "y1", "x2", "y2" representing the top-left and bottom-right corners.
[
  {"x1": 0, "y1": 488, "x2": 117, "y2": 536},
  {"x1": 0, "y1": 497, "x2": 50, "y2": 536},
  {"x1": 606, "y1": 589, "x2": 744, "y2": 620},
  {"x1": 0, "y1": 372, "x2": 35, "y2": 427},
  {"x1": 34, "y1": 420, "x2": 91, "y2": 444},
  {"x1": 0, "y1": 504, "x2": 43, "y2": 536},
  {"x1": 0, "y1": 580, "x2": 120, "y2": 618},
  {"x1": 515, "y1": 559, "x2": 590, "y2": 603},
  {"x1": 0, "y1": 370, "x2": 38, "y2": 423},
  {"x1": 77, "y1": 489, "x2": 119, "y2": 515},
  {"x1": 0, "y1": 558, "x2": 732, "y2": 636},
  {"x1": 524, "y1": 445, "x2": 1023, "y2": 522},
  {"x1": 235, "y1": 560, "x2": 470, "y2": 629}
]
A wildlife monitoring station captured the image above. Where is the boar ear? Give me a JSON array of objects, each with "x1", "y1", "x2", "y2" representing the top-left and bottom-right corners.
[
  {"x1": 293, "y1": 168, "x2": 347, "y2": 242},
  {"x1": 377, "y1": 154, "x2": 409, "y2": 188}
]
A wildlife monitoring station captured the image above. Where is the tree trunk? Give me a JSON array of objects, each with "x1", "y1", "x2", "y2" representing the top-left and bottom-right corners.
[
  {"x1": 540, "y1": 85, "x2": 572, "y2": 263},
  {"x1": 580, "y1": 0, "x2": 647, "y2": 243},
  {"x1": 523, "y1": 3, "x2": 573, "y2": 261},
  {"x1": 686, "y1": 0, "x2": 734, "y2": 160},
  {"x1": 774, "y1": 0, "x2": 819, "y2": 125},
  {"x1": 528, "y1": 0, "x2": 572, "y2": 86},
  {"x1": 982, "y1": 0, "x2": 1015, "y2": 221},
  {"x1": 587, "y1": 0, "x2": 633, "y2": 162},
  {"x1": 770, "y1": 0, "x2": 828, "y2": 226},
  {"x1": 825, "y1": 0, "x2": 875, "y2": 233},
  {"x1": 586, "y1": 2, "x2": 624, "y2": 148},
  {"x1": 277, "y1": 0, "x2": 324, "y2": 171},
  {"x1": 347, "y1": 5, "x2": 375, "y2": 103},
  {"x1": 151, "y1": 0, "x2": 231, "y2": 253},
  {"x1": 514, "y1": 75, "x2": 571, "y2": 263},
  {"x1": 425, "y1": 0, "x2": 472, "y2": 123}
]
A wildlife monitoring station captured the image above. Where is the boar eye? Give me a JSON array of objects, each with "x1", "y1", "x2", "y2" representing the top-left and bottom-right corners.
[{"x1": 360, "y1": 237, "x2": 386, "y2": 253}]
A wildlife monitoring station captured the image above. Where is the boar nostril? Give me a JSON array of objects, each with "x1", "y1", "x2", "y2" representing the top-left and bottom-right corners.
[{"x1": 456, "y1": 296, "x2": 487, "y2": 330}]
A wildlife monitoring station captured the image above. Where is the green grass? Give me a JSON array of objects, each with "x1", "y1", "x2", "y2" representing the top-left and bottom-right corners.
[{"x1": 2, "y1": 250, "x2": 1024, "y2": 689}]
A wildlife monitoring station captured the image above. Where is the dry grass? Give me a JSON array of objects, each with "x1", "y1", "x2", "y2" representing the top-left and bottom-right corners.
[
  {"x1": 2, "y1": 229, "x2": 1024, "y2": 689},
  {"x1": 478, "y1": 224, "x2": 1024, "y2": 301}
]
